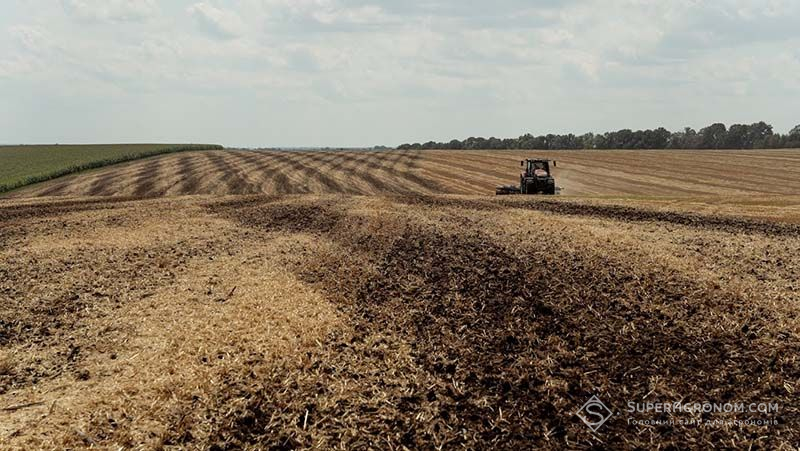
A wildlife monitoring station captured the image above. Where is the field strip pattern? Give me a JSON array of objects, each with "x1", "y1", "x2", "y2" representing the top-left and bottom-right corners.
[{"x1": 9, "y1": 149, "x2": 800, "y2": 199}]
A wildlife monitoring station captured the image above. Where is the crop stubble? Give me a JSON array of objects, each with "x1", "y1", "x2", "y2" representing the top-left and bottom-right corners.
[{"x1": 1, "y1": 150, "x2": 799, "y2": 448}]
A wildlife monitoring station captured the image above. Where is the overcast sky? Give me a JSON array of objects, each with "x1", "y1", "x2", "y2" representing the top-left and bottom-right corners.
[{"x1": 1, "y1": 0, "x2": 799, "y2": 147}]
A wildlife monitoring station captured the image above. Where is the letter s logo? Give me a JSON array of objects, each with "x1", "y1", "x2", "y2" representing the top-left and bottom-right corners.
[
  {"x1": 577, "y1": 396, "x2": 613, "y2": 432},
  {"x1": 583, "y1": 401, "x2": 608, "y2": 427}
]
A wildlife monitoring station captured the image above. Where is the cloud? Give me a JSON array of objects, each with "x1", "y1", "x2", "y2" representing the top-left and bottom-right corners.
[
  {"x1": 188, "y1": 3, "x2": 246, "y2": 39},
  {"x1": 8, "y1": 25, "x2": 51, "y2": 52},
  {"x1": 61, "y1": 0, "x2": 158, "y2": 23},
  {"x1": 2, "y1": 0, "x2": 800, "y2": 146}
]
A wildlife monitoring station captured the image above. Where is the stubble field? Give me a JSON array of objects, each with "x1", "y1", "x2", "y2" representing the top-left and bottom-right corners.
[
  {"x1": 1, "y1": 149, "x2": 799, "y2": 449},
  {"x1": 9, "y1": 148, "x2": 800, "y2": 198}
]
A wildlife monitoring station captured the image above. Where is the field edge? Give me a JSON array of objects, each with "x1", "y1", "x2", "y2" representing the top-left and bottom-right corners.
[{"x1": 0, "y1": 144, "x2": 224, "y2": 196}]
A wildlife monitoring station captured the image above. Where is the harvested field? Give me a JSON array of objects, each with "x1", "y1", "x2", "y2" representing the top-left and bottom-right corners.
[
  {"x1": 8, "y1": 148, "x2": 800, "y2": 198},
  {"x1": 0, "y1": 192, "x2": 798, "y2": 449}
]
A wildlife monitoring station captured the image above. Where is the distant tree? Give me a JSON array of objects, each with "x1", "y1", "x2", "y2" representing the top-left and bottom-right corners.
[
  {"x1": 518, "y1": 133, "x2": 536, "y2": 149},
  {"x1": 667, "y1": 127, "x2": 693, "y2": 149},
  {"x1": 764, "y1": 134, "x2": 784, "y2": 149},
  {"x1": 725, "y1": 124, "x2": 749, "y2": 149},
  {"x1": 651, "y1": 127, "x2": 671, "y2": 149},
  {"x1": 596, "y1": 132, "x2": 609, "y2": 149},
  {"x1": 747, "y1": 121, "x2": 773, "y2": 148},
  {"x1": 699, "y1": 123, "x2": 727, "y2": 149},
  {"x1": 579, "y1": 133, "x2": 596, "y2": 149},
  {"x1": 446, "y1": 139, "x2": 463, "y2": 150},
  {"x1": 787, "y1": 125, "x2": 800, "y2": 148},
  {"x1": 481, "y1": 137, "x2": 497, "y2": 149},
  {"x1": 395, "y1": 121, "x2": 794, "y2": 150}
]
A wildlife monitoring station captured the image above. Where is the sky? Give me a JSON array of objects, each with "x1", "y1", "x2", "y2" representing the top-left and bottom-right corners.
[{"x1": 1, "y1": 0, "x2": 799, "y2": 147}]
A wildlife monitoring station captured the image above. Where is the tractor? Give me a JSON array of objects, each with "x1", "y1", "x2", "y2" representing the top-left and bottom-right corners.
[{"x1": 496, "y1": 159, "x2": 557, "y2": 195}]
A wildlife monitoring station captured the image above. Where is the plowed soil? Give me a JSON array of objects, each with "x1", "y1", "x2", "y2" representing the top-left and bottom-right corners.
[
  {"x1": 7, "y1": 148, "x2": 800, "y2": 198},
  {"x1": 1, "y1": 188, "x2": 798, "y2": 449}
]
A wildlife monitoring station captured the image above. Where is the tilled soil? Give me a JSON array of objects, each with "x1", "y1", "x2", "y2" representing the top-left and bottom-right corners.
[
  {"x1": 0, "y1": 194, "x2": 798, "y2": 449},
  {"x1": 205, "y1": 196, "x2": 800, "y2": 449}
]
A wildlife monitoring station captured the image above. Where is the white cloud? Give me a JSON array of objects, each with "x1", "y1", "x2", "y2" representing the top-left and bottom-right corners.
[
  {"x1": 8, "y1": 25, "x2": 51, "y2": 52},
  {"x1": 187, "y1": 3, "x2": 246, "y2": 39},
  {"x1": 311, "y1": 5, "x2": 387, "y2": 25},
  {"x1": 1, "y1": 0, "x2": 799, "y2": 146},
  {"x1": 61, "y1": 0, "x2": 159, "y2": 23}
]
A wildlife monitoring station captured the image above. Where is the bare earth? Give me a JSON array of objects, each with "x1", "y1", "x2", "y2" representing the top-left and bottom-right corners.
[{"x1": 1, "y1": 150, "x2": 798, "y2": 449}]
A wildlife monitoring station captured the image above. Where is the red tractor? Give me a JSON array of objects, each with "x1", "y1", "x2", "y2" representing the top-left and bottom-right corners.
[{"x1": 496, "y1": 159, "x2": 557, "y2": 195}]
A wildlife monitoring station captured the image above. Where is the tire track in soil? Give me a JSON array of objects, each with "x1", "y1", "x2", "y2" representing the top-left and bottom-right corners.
[{"x1": 206, "y1": 198, "x2": 799, "y2": 449}]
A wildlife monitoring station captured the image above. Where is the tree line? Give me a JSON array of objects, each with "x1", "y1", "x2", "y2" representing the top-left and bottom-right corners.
[{"x1": 398, "y1": 122, "x2": 800, "y2": 151}]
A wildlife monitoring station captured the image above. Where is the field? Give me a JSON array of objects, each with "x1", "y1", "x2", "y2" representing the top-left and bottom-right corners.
[
  {"x1": 1, "y1": 149, "x2": 799, "y2": 449},
  {"x1": 0, "y1": 144, "x2": 222, "y2": 194},
  {"x1": 6, "y1": 148, "x2": 800, "y2": 199}
]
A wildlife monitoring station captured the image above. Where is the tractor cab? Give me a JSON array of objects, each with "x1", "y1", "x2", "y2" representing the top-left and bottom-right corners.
[
  {"x1": 519, "y1": 159, "x2": 557, "y2": 195},
  {"x1": 522, "y1": 159, "x2": 553, "y2": 178}
]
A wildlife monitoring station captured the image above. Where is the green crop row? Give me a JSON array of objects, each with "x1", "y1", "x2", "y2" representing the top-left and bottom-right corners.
[{"x1": 0, "y1": 144, "x2": 223, "y2": 194}]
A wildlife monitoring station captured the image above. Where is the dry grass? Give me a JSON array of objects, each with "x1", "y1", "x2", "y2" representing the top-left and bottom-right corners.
[
  {"x1": 0, "y1": 199, "x2": 342, "y2": 449},
  {"x1": 0, "y1": 352, "x2": 14, "y2": 377}
]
